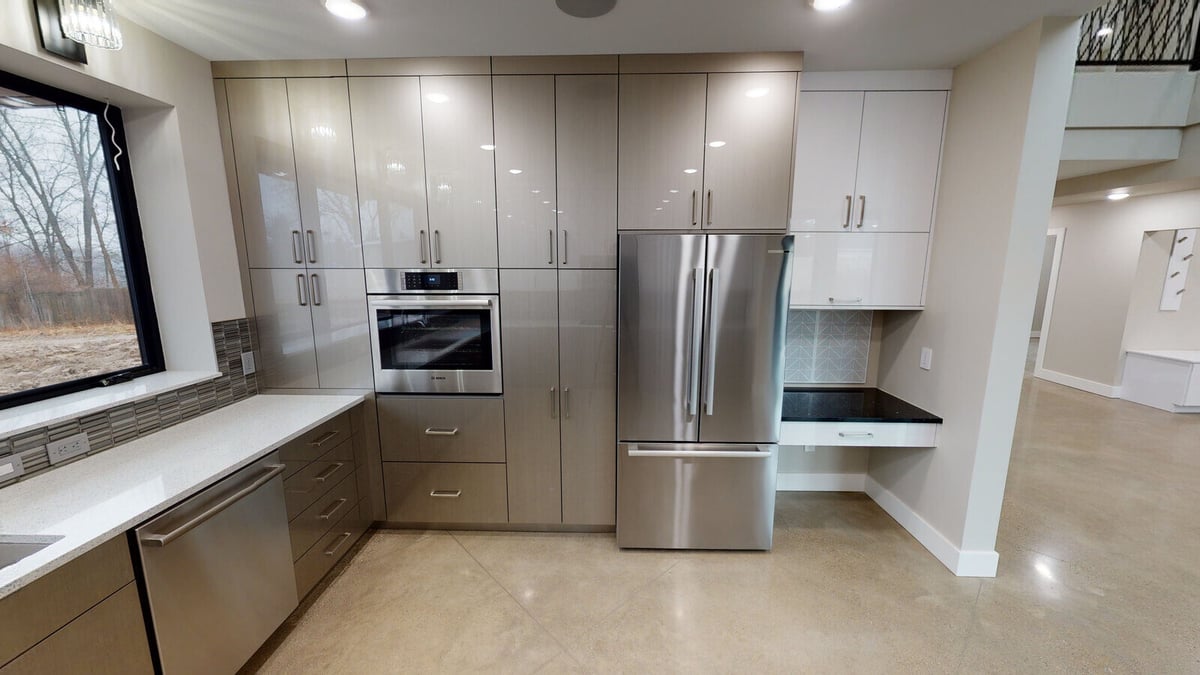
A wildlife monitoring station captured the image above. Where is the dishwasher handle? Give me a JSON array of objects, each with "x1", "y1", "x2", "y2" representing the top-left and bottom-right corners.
[{"x1": 139, "y1": 464, "x2": 286, "y2": 547}]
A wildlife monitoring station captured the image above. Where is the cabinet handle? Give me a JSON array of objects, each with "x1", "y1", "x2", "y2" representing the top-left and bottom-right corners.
[
  {"x1": 297, "y1": 274, "x2": 308, "y2": 306},
  {"x1": 550, "y1": 386, "x2": 558, "y2": 419},
  {"x1": 857, "y1": 196, "x2": 866, "y2": 229},
  {"x1": 843, "y1": 196, "x2": 853, "y2": 229},
  {"x1": 305, "y1": 229, "x2": 317, "y2": 263},
  {"x1": 691, "y1": 190, "x2": 698, "y2": 227},
  {"x1": 828, "y1": 297, "x2": 863, "y2": 304},
  {"x1": 430, "y1": 490, "x2": 462, "y2": 498},
  {"x1": 561, "y1": 229, "x2": 568, "y2": 265},
  {"x1": 548, "y1": 228, "x2": 555, "y2": 265},
  {"x1": 419, "y1": 229, "x2": 428, "y2": 265},
  {"x1": 309, "y1": 274, "x2": 321, "y2": 306},
  {"x1": 563, "y1": 387, "x2": 570, "y2": 419},
  {"x1": 318, "y1": 497, "x2": 348, "y2": 521},
  {"x1": 1184, "y1": 253, "x2": 1195, "y2": 261},
  {"x1": 434, "y1": 229, "x2": 442, "y2": 264},
  {"x1": 323, "y1": 532, "x2": 353, "y2": 556},
  {"x1": 424, "y1": 427, "x2": 459, "y2": 436},
  {"x1": 838, "y1": 432, "x2": 875, "y2": 439},
  {"x1": 707, "y1": 190, "x2": 714, "y2": 226},
  {"x1": 307, "y1": 430, "x2": 341, "y2": 447},
  {"x1": 291, "y1": 230, "x2": 303, "y2": 264},
  {"x1": 314, "y1": 462, "x2": 345, "y2": 483}
]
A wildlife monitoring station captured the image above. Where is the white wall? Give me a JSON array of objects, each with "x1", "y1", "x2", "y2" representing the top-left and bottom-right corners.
[
  {"x1": 1041, "y1": 189, "x2": 1200, "y2": 387},
  {"x1": 1122, "y1": 230, "x2": 1200, "y2": 353},
  {"x1": 871, "y1": 17, "x2": 1079, "y2": 576},
  {"x1": 0, "y1": 6, "x2": 245, "y2": 371}
]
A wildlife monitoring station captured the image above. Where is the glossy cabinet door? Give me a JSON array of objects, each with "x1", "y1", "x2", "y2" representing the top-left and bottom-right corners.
[
  {"x1": 558, "y1": 270, "x2": 617, "y2": 526},
  {"x1": 249, "y1": 269, "x2": 319, "y2": 388},
  {"x1": 557, "y1": 75, "x2": 617, "y2": 268},
  {"x1": 349, "y1": 77, "x2": 430, "y2": 268},
  {"x1": 494, "y1": 76, "x2": 557, "y2": 269},
  {"x1": 618, "y1": 74, "x2": 707, "y2": 231},
  {"x1": 287, "y1": 78, "x2": 363, "y2": 268},
  {"x1": 789, "y1": 233, "x2": 929, "y2": 308},
  {"x1": 702, "y1": 72, "x2": 797, "y2": 231},
  {"x1": 500, "y1": 269, "x2": 562, "y2": 524},
  {"x1": 308, "y1": 269, "x2": 373, "y2": 389},
  {"x1": 421, "y1": 75, "x2": 499, "y2": 268},
  {"x1": 225, "y1": 78, "x2": 303, "y2": 269},
  {"x1": 853, "y1": 91, "x2": 947, "y2": 233},
  {"x1": 789, "y1": 91, "x2": 865, "y2": 232}
]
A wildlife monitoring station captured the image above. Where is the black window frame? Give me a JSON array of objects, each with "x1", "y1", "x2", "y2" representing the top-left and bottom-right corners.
[{"x1": 0, "y1": 69, "x2": 164, "y2": 410}]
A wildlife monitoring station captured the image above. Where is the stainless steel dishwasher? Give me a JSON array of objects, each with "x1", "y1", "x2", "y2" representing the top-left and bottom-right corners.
[{"x1": 135, "y1": 452, "x2": 298, "y2": 674}]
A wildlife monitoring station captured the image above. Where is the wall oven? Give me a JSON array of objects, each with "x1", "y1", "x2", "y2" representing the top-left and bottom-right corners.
[{"x1": 367, "y1": 269, "x2": 502, "y2": 394}]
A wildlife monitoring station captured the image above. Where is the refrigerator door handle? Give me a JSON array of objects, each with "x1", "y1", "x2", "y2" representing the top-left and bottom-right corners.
[
  {"x1": 686, "y1": 267, "x2": 705, "y2": 416},
  {"x1": 627, "y1": 446, "x2": 773, "y2": 459},
  {"x1": 703, "y1": 268, "x2": 719, "y2": 416}
]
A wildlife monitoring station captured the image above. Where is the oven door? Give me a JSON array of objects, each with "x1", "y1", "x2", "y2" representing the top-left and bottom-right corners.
[{"x1": 368, "y1": 295, "x2": 503, "y2": 393}]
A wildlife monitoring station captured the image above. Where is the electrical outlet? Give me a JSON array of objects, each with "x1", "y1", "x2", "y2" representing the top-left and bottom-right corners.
[
  {"x1": 241, "y1": 351, "x2": 256, "y2": 375},
  {"x1": 920, "y1": 347, "x2": 934, "y2": 371},
  {"x1": 46, "y1": 432, "x2": 90, "y2": 465},
  {"x1": 0, "y1": 455, "x2": 25, "y2": 481}
]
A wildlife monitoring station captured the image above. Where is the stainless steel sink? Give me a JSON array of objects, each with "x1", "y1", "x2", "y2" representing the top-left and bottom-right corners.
[{"x1": 0, "y1": 535, "x2": 64, "y2": 569}]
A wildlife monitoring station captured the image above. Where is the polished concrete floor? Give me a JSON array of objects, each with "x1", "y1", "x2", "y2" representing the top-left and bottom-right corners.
[{"x1": 245, "y1": 345, "x2": 1200, "y2": 673}]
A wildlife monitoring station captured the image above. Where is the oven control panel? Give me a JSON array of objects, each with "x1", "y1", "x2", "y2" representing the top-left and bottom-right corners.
[{"x1": 404, "y1": 272, "x2": 460, "y2": 291}]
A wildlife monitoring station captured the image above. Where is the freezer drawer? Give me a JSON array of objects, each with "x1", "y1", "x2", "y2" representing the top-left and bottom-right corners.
[{"x1": 616, "y1": 443, "x2": 778, "y2": 550}]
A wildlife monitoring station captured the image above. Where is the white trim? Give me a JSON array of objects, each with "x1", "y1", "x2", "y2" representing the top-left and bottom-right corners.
[
  {"x1": 1034, "y1": 228, "x2": 1066, "y2": 376},
  {"x1": 864, "y1": 476, "x2": 999, "y2": 577},
  {"x1": 801, "y1": 70, "x2": 954, "y2": 91},
  {"x1": 777, "y1": 473, "x2": 866, "y2": 492},
  {"x1": 1033, "y1": 367, "x2": 1123, "y2": 398}
]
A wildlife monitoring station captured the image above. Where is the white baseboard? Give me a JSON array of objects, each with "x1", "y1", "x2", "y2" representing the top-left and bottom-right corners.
[
  {"x1": 864, "y1": 476, "x2": 998, "y2": 578},
  {"x1": 777, "y1": 473, "x2": 866, "y2": 492},
  {"x1": 1034, "y1": 367, "x2": 1122, "y2": 398}
]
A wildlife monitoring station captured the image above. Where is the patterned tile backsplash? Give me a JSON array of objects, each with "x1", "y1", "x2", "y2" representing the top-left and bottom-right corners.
[
  {"x1": 0, "y1": 318, "x2": 258, "y2": 488},
  {"x1": 785, "y1": 310, "x2": 873, "y2": 384}
]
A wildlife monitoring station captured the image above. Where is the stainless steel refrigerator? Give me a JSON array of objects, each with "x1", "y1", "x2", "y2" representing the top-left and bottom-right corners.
[{"x1": 617, "y1": 233, "x2": 794, "y2": 550}]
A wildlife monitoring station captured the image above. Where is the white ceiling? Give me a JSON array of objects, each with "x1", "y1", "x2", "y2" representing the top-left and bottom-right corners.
[
  {"x1": 118, "y1": 0, "x2": 1103, "y2": 71},
  {"x1": 1057, "y1": 159, "x2": 1174, "y2": 181}
]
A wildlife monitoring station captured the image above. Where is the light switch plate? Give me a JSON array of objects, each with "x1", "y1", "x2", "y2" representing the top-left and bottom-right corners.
[
  {"x1": 920, "y1": 347, "x2": 933, "y2": 371},
  {"x1": 242, "y1": 351, "x2": 256, "y2": 375},
  {"x1": 47, "y1": 432, "x2": 91, "y2": 465},
  {"x1": 0, "y1": 455, "x2": 25, "y2": 482}
]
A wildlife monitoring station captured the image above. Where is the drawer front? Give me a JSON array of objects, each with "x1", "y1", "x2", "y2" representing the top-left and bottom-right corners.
[
  {"x1": 383, "y1": 462, "x2": 508, "y2": 523},
  {"x1": 294, "y1": 502, "x2": 368, "y2": 600},
  {"x1": 290, "y1": 473, "x2": 360, "y2": 560},
  {"x1": 779, "y1": 421, "x2": 939, "y2": 447},
  {"x1": 278, "y1": 411, "x2": 353, "y2": 464},
  {"x1": 378, "y1": 397, "x2": 505, "y2": 463},
  {"x1": 283, "y1": 439, "x2": 357, "y2": 520}
]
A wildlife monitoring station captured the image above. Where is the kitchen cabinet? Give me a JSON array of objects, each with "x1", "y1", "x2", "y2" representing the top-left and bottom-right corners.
[
  {"x1": 420, "y1": 75, "x2": 499, "y2": 268},
  {"x1": 377, "y1": 397, "x2": 507, "y2": 464},
  {"x1": 557, "y1": 75, "x2": 618, "y2": 268},
  {"x1": 249, "y1": 268, "x2": 372, "y2": 389},
  {"x1": 383, "y1": 463, "x2": 509, "y2": 524},
  {"x1": 349, "y1": 77, "x2": 430, "y2": 269},
  {"x1": 500, "y1": 269, "x2": 617, "y2": 526},
  {"x1": 494, "y1": 76, "x2": 558, "y2": 269},
  {"x1": 789, "y1": 232, "x2": 930, "y2": 308},
  {"x1": 790, "y1": 90, "x2": 947, "y2": 233}
]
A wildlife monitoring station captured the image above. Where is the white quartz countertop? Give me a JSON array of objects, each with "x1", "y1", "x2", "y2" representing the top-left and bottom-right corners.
[
  {"x1": 1126, "y1": 350, "x2": 1200, "y2": 364},
  {"x1": 0, "y1": 394, "x2": 364, "y2": 598}
]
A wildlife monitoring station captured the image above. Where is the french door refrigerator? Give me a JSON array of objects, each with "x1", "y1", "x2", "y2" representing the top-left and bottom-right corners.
[{"x1": 617, "y1": 233, "x2": 794, "y2": 550}]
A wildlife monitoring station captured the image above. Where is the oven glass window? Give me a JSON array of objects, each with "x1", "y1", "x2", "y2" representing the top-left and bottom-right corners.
[{"x1": 376, "y1": 309, "x2": 493, "y2": 371}]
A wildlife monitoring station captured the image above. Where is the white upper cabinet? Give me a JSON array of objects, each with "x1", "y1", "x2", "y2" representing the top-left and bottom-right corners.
[
  {"x1": 349, "y1": 77, "x2": 430, "y2": 269},
  {"x1": 618, "y1": 74, "x2": 707, "y2": 230},
  {"x1": 420, "y1": 75, "x2": 499, "y2": 268},
  {"x1": 789, "y1": 91, "x2": 865, "y2": 232},
  {"x1": 854, "y1": 91, "x2": 947, "y2": 233},
  {"x1": 702, "y1": 72, "x2": 797, "y2": 230},
  {"x1": 225, "y1": 78, "x2": 303, "y2": 269},
  {"x1": 789, "y1": 232, "x2": 930, "y2": 308},
  {"x1": 287, "y1": 77, "x2": 363, "y2": 268},
  {"x1": 494, "y1": 76, "x2": 557, "y2": 269},
  {"x1": 556, "y1": 75, "x2": 618, "y2": 269}
]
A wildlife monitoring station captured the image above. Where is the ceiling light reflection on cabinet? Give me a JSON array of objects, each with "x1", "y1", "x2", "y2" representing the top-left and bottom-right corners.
[
  {"x1": 683, "y1": 168, "x2": 698, "y2": 174},
  {"x1": 808, "y1": 0, "x2": 852, "y2": 11},
  {"x1": 324, "y1": 0, "x2": 368, "y2": 20},
  {"x1": 708, "y1": 141, "x2": 726, "y2": 148},
  {"x1": 509, "y1": 168, "x2": 523, "y2": 174},
  {"x1": 744, "y1": 87, "x2": 770, "y2": 98},
  {"x1": 1107, "y1": 191, "x2": 1130, "y2": 201},
  {"x1": 480, "y1": 144, "x2": 496, "y2": 150},
  {"x1": 426, "y1": 92, "x2": 450, "y2": 103}
]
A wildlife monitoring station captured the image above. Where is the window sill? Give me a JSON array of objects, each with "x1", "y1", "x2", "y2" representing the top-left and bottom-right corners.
[{"x1": 0, "y1": 372, "x2": 222, "y2": 441}]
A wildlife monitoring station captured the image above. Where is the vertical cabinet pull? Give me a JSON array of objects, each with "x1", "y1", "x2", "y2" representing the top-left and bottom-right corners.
[
  {"x1": 548, "y1": 229, "x2": 555, "y2": 265},
  {"x1": 843, "y1": 196, "x2": 853, "y2": 229},
  {"x1": 309, "y1": 274, "x2": 321, "y2": 306},
  {"x1": 434, "y1": 230, "x2": 442, "y2": 264},
  {"x1": 550, "y1": 386, "x2": 558, "y2": 419},
  {"x1": 563, "y1": 387, "x2": 571, "y2": 419},
  {"x1": 857, "y1": 196, "x2": 866, "y2": 229},
  {"x1": 561, "y1": 230, "x2": 568, "y2": 265},
  {"x1": 291, "y1": 230, "x2": 303, "y2": 264},
  {"x1": 706, "y1": 190, "x2": 714, "y2": 226},
  {"x1": 419, "y1": 229, "x2": 428, "y2": 265},
  {"x1": 296, "y1": 274, "x2": 308, "y2": 306},
  {"x1": 305, "y1": 229, "x2": 317, "y2": 263},
  {"x1": 691, "y1": 190, "x2": 698, "y2": 227}
]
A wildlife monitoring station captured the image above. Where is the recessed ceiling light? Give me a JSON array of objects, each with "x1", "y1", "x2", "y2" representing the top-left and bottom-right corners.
[
  {"x1": 808, "y1": 0, "x2": 852, "y2": 11},
  {"x1": 744, "y1": 87, "x2": 770, "y2": 98},
  {"x1": 1107, "y1": 191, "x2": 1130, "y2": 201},
  {"x1": 425, "y1": 92, "x2": 449, "y2": 103},
  {"x1": 1096, "y1": 26, "x2": 1114, "y2": 38},
  {"x1": 324, "y1": 0, "x2": 367, "y2": 20}
]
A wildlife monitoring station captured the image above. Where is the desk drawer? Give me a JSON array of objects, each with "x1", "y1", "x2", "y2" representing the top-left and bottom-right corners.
[
  {"x1": 780, "y1": 421, "x2": 939, "y2": 447},
  {"x1": 383, "y1": 462, "x2": 508, "y2": 523}
]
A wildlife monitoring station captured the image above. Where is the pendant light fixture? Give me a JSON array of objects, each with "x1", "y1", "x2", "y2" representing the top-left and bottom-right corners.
[{"x1": 59, "y1": 0, "x2": 124, "y2": 51}]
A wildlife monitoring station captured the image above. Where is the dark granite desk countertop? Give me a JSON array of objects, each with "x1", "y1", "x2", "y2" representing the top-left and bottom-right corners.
[{"x1": 782, "y1": 388, "x2": 942, "y2": 424}]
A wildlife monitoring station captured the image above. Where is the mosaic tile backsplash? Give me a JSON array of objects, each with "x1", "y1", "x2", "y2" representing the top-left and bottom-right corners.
[
  {"x1": 0, "y1": 318, "x2": 258, "y2": 488},
  {"x1": 785, "y1": 310, "x2": 873, "y2": 384}
]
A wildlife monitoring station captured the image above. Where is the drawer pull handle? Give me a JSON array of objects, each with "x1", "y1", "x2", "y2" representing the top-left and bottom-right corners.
[
  {"x1": 424, "y1": 427, "x2": 459, "y2": 436},
  {"x1": 308, "y1": 430, "x2": 341, "y2": 447},
  {"x1": 430, "y1": 490, "x2": 462, "y2": 498},
  {"x1": 828, "y1": 297, "x2": 863, "y2": 304},
  {"x1": 323, "y1": 532, "x2": 352, "y2": 557},
  {"x1": 838, "y1": 432, "x2": 875, "y2": 438},
  {"x1": 319, "y1": 498, "x2": 348, "y2": 521},
  {"x1": 314, "y1": 462, "x2": 345, "y2": 483}
]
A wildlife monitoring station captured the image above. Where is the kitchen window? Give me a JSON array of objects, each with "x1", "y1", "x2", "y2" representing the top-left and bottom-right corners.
[{"x1": 0, "y1": 70, "x2": 162, "y2": 410}]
